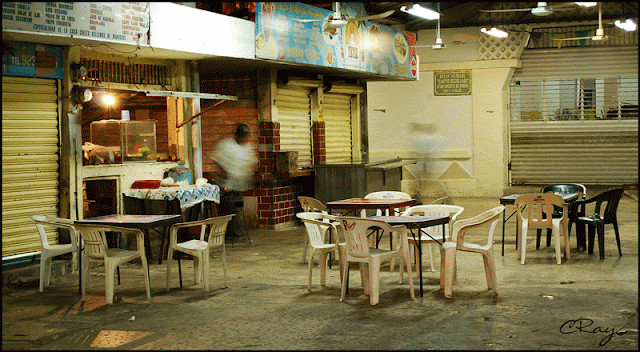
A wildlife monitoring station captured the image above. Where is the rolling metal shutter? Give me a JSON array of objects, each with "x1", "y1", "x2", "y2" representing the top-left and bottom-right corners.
[
  {"x1": 2, "y1": 76, "x2": 60, "y2": 257},
  {"x1": 324, "y1": 93, "x2": 353, "y2": 164},
  {"x1": 276, "y1": 86, "x2": 312, "y2": 167},
  {"x1": 510, "y1": 120, "x2": 638, "y2": 185},
  {"x1": 510, "y1": 46, "x2": 638, "y2": 185}
]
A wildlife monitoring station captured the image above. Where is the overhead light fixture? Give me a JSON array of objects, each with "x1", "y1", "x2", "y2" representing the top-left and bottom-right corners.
[
  {"x1": 615, "y1": 19, "x2": 637, "y2": 31},
  {"x1": 400, "y1": 4, "x2": 440, "y2": 20},
  {"x1": 481, "y1": 27, "x2": 509, "y2": 38},
  {"x1": 574, "y1": 2, "x2": 598, "y2": 7}
]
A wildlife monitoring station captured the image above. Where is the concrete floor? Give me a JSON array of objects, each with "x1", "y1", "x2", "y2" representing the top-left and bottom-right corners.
[{"x1": 2, "y1": 194, "x2": 638, "y2": 350}]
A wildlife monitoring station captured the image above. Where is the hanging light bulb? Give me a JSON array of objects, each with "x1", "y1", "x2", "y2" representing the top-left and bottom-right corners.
[{"x1": 103, "y1": 93, "x2": 115, "y2": 106}]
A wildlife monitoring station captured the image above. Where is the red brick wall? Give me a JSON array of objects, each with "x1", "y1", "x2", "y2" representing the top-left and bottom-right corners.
[
  {"x1": 312, "y1": 121, "x2": 326, "y2": 164},
  {"x1": 201, "y1": 70, "x2": 325, "y2": 229}
]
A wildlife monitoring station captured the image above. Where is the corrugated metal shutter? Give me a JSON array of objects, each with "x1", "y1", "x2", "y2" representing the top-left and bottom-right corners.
[
  {"x1": 513, "y1": 46, "x2": 638, "y2": 80},
  {"x1": 511, "y1": 121, "x2": 638, "y2": 185},
  {"x1": 324, "y1": 92, "x2": 352, "y2": 164},
  {"x1": 2, "y1": 76, "x2": 60, "y2": 257},
  {"x1": 509, "y1": 46, "x2": 638, "y2": 185},
  {"x1": 276, "y1": 86, "x2": 312, "y2": 167}
]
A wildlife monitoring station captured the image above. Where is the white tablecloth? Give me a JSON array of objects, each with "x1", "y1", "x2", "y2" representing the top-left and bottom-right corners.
[{"x1": 124, "y1": 184, "x2": 220, "y2": 209}]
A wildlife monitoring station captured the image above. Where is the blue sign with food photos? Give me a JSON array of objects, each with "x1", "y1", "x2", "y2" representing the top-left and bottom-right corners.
[{"x1": 255, "y1": 2, "x2": 418, "y2": 79}]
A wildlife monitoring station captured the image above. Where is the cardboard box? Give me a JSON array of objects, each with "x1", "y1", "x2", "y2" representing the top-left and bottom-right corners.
[{"x1": 275, "y1": 151, "x2": 299, "y2": 173}]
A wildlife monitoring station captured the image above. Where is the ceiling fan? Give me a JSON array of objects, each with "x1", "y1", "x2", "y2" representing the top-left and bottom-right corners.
[
  {"x1": 553, "y1": 3, "x2": 608, "y2": 42},
  {"x1": 294, "y1": 2, "x2": 394, "y2": 32},
  {"x1": 480, "y1": 2, "x2": 579, "y2": 17}
]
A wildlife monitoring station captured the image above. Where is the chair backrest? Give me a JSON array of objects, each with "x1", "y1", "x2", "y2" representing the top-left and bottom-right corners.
[
  {"x1": 431, "y1": 196, "x2": 450, "y2": 205},
  {"x1": 515, "y1": 193, "x2": 566, "y2": 230},
  {"x1": 541, "y1": 183, "x2": 586, "y2": 200},
  {"x1": 202, "y1": 215, "x2": 234, "y2": 248},
  {"x1": 75, "y1": 224, "x2": 144, "y2": 260},
  {"x1": 297, "y1": 212, "x2": 337, "y2": 247},
  {"x1": 450, "y1": 205, "x2": 505, "y2": 249},
  {"x1": 32, "y1": 215, "x2": 78, "y2": 248},
  {"x1": 363, "y1": 191, "x2": 412, "y2": 217},
  {"x1": 336, "y1": 216, "x2": 406, "y2": 259},
  {"x1": 590, "y1": 188, "x2": 624, "y2": 223},
  {"x1": 298, "y1": 196, "x2": 328, "y2": 213},
  {"x1": 400, "y1": 204, "x2": 464, "y2": 238}
]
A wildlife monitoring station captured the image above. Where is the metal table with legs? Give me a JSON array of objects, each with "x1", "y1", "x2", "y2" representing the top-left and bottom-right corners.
[{"x1": 370, "y1": 215, "x2": 450, "y2": 297}]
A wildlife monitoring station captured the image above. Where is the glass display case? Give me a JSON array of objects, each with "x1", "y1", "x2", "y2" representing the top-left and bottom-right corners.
[{"x1": 90, "y1": 120, "x2": 157, "y2": 163}]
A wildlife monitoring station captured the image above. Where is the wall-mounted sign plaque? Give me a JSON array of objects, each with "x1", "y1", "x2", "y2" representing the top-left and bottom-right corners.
[{"x1": 434, "y1": 70, "x2": 471, "y2": 96}]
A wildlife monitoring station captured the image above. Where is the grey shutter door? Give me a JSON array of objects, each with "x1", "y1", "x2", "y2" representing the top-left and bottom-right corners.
[
  {"x1": 276, "y1": 86, "x2": 312, "y2": 167},
  {"x1": 324, "y1": 92, "x2": 353, "y2": 164},
  {"x1": 2, "y1": 76, "x2": 61, "y2": 257},
  {"x1": 510, "y1": 120, "x2": 638, "y2": 185},
  {"x1": 510, "y1": 46, "x2": 638, "y2": 185}
]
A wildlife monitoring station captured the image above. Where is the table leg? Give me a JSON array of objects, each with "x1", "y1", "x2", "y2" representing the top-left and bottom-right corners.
[
  {"x1": 158, "y1": 225, "x2": 172, "y2": 265},
  {"x1": 328, "y1": 228, "x2": 333, "y2": 270},
  {"x1": 143, "y1": 229, "x2": 153, "y2": 263},
  {"x1": 410, "y1": 228, "x2": 423, "y2": 297},
  {"x1": 78, "y1": 241, "x2": 83, "y2": 295},
  {"x1": 418, "y1": 231, "x2": 423, "y2": 297},
  {"x1": 502, "y1": 210, "x2": 506, "y2": 256}
]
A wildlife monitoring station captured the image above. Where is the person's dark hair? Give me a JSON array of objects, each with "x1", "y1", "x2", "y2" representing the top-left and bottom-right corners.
[{"x1": 235, "y1": 123, "x2": 250, "y2": 138}]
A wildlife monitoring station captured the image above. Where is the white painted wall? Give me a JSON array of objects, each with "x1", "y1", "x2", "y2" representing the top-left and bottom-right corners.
[
  {"x1": 367, "y1": 26, "x2": 518, "y2": 198},
  {"x1": 149, "y1": 2, "x2": 255, "y2": 59},
  {"x1": 366, "y1": 73, "x2": 473, "y2": 178}
]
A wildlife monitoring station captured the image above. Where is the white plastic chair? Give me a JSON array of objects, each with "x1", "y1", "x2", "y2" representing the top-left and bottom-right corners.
[
  {"x1": 363, "y1": 191, "x2": 413, "y2": 266},
  {"x1": 75, "y1": 224, "x2": 150, "y2": 305},
  {"x1": 297, "y1": 196, "x2": 331, "y2": 264},
  {"x1": 398, "y1": 204, "x2": 464, "y2": 275},
  {"x1": 166, "y1": 215, "x2": 233, "y2": 292},
  {"x1": 336, "y1": 216, "x2": 415, "y2": 306},
  {"x1": 296, "y1": 212, "x2": 344, "y2": 291},
  {"x1": 32, "y1": 215, "x2": 80, "y2": 293},
  {"x1": 361, "y1": 191, "x2": 413, "y2": 218},
  {"x1": 515, "y1": 193, "x2": 570, "y2": 265},
  {"x1": 440, "y1": 205, "x2": 504, "y2": 298}
]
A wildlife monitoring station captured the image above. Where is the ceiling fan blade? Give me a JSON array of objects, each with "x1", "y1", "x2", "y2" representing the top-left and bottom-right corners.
[
  {"x1": 553, "y1": 36, "x2": 591, "y2": 41},
  {"x1": 348, "y1": 10, "x2": 395, "y2": 22},
  {"x1": 549, "y1": 2, "x2": 580, "y2": 10},
  {"x1": 480, "y1": 8, "x2": 535, "y2": 13},
  {"x1": 553, "y1": 35, "x2": 608, "y2": 41}
]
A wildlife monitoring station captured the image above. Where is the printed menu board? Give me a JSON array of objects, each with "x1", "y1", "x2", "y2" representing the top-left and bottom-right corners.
[
  {"x1": 255, "y1": 2, "x2": 418, "y2": 79},
  {"x1": 2, "y1": 2, "x2": 149, "y2": 45}
]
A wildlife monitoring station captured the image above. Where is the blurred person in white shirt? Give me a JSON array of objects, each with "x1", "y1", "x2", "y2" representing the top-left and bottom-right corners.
[{"x1": 212, "y1": 123, "x2": 258, "y2": 239}]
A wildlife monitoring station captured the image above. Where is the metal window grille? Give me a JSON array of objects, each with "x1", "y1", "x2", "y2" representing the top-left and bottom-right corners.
[
  {"x1": 510, "y1": 77, "x2": 638, "y2": 121},
  {"x1": 79, "y1": 59, "x2": 170, "y2": 86}
]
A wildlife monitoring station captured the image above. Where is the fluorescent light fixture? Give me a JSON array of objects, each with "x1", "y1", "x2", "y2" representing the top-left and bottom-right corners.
[
  {"x1": 615, "y1": 19, "x2": 637, "y2": 31},
  {"x1": 400, "y1": 4, "x2": 440, "y2": 20},
  {"x1": 481, "y1": 27, "x2": 509, "y2": 38},
  {"x1": 574, "y1": 2, "x2": 598, "y2": 7}
]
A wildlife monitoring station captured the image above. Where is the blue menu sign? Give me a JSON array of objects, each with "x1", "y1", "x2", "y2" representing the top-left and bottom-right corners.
[
  {"x1": 255, "y1": 2, "x2": 418, "y2": 79},
  {"x1": 2, "y1": 41, "x2": 63, "y2": 79}
]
